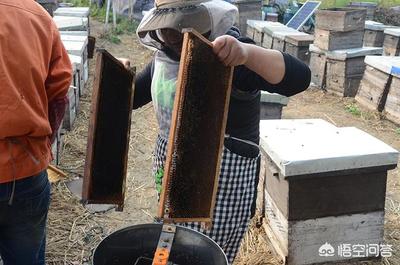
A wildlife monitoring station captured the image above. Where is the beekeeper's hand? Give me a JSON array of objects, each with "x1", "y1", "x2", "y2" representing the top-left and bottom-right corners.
[
  {"x1": 212, "y1": 35, "x2": 248, "y2": 67},
  {"x1": 212, "y1": 35, "x2": 285, "y2": 85},
  {"x1": 117, "y1": 57, "x2": 131, "y2": 69}
]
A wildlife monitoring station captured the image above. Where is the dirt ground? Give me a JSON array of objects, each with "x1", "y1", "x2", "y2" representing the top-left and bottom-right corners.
[{"x1": 45, "y1": 19, "x2": 400, "y2": 265}]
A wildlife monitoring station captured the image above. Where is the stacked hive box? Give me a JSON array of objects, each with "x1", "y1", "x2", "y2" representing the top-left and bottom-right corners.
[
  {"x1": 232, "y1": 0, "x2": 262, "y2": 36},
  {"x1": 51, "y1": 7, "x2": 91, "y2": 164},
  {"x1": 383, "y1": 28, "x2": 400, "y2": 56},
  {"x1": 246, "y1": 21, "x2": 286, "y2": 47},
  {"x1": 347, "y1": 1, "x2": 377, "y2": 20},
  {"x1": 259, "y1": 119, "x2": 398, "y2": 265},
  {"x1": 364, "y1": 20, "x2": 395, "y2": 47},
  {"x1": 356, "y1": 56, "x2": 400, "y2": 123},
  {"x1": 311, "y1": 8, "x2": 384, "y2": 97}
]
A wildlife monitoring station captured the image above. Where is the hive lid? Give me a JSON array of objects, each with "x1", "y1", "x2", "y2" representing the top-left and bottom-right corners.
[
  {"x1": 247, "y1": 20, "x2": 284, "y2": 31},
  {"x1": 384, "y1": 27, "x2": 400, "y2": 37},
  {"x1": 260, "y1": 91, "x2": 289, "y2": 105},
  {"x1": 259, "y1": 119, "x2": 399, "y2": 177},
  {"x1": 272, "y1": 30, "x2": 304, "y2": 40},
  {"x1": 365, "y1": 20, "x2": 395, "y2": 31},
  {"x1": 365, "y1": 56, "x2": 400, "y2": 78},
  {"x1": 285, "y1": 34, "x2": 314, "y2": 46},
  {"x1": 325, "y1": 46, "x2": 383, "y2": 60},
  {"x1": 54, "y1": 7, "x2": 90, "y2": 17},
  {"x1": 53, "y1": 16, "x2": 88, "y2": 31}
]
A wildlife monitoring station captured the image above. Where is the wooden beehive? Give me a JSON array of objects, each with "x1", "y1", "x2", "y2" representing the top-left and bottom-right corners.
[
  {"x1": 83, "y1": 49, "x2": 135, "y2": 210},
  {"x1": 285, "y1": 34, "x2": 314, "y2": 65},
  {"x1": 348, "y1": 2, "x2": 377, "y2": 20},
  {"x1": 309, "y1": 44, "x2": 327, "y2": 88},
  {"x1": 231, "y1": 0, "x2": 262, "y2": 36},
  {"x1": 325, "y1": 47, "x2": 382, "y2": 97},
  {"x1": 159, "y1": 29, "x2": 233, "y2": 224},
  {"x1": 68, "y1": 54, "x2": 84, "y2": 99},
  {"x1": 356, "y1": 56, "x2": 400, "y2": 112},
  {"x1": 260, "y1": 92, "x2": 289, "y2": 120},
  {"x1": 271, "y1": 30, "x2": 302, "y2": 52},
  {"x1": 259, "y1": 119, "x2": 398, "y2": 265},
  {"x1": 383, "y1": 28, "x2": 400, "y2": 56},
  {"x1": 261, "y1": 23, "x2": 288, "y2": 49},
  {"x1": 315, "y1": 8, "x2": 366, "y2": 32},
  {"x1": 314, "y1": 28, "x2": 364, "y2": 51},
  {"x1": 363, "y1": 21, "x2": 395, "y2": 47},
  {"x1": 53, "y1": 15, "x2": 89, "y2": 32}
]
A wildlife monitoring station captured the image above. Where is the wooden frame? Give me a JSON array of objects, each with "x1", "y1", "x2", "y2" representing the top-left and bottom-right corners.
[
  {"x1": 158, "y1": 29, "x2": 234, "y2": 225},
  {"x1": 82, "y1": 49, "x2": 135, "y2": 210}
]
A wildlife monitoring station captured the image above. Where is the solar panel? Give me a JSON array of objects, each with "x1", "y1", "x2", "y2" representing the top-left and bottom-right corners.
[{"x1": 286, "y1": 1, "x2": 321, "y2": 30}]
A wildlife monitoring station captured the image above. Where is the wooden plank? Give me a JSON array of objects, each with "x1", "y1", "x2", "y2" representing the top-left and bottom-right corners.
[
  {"x1": 315, "y1": 8, "x2": 366, "y2": 32},
  {"x1": 82, "y1": 49, "x2": 135, "y2": 210},
  {"x1": 356, "y1": 66, "x2": 392, "y2": 111},
  {"x1": 285, "y1": 44, "x2": 311, "y2": 64},
  {"x1": 288, "y1": 211, "x2": 384, "y2": 265},
  {"x1": 159, "y1": 29, "x2": 234, "y2": 223},
  {"x1": 384, "y1": 76, "x2": 400, "y2": 123},
  {"x1": 285, "y1": 34, "x2": 314, "y2": 46},
  {"x1": 309, "y1": 51, "x2": 327, "y2": 88},
  {"x1": 314, "y1": 28, "x2": 364, "y2": 51}
]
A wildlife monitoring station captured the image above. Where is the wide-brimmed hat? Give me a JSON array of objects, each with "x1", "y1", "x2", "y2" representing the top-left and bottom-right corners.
[{"x1": 137, "y1": 0, "x2": 212, "y2": 38}]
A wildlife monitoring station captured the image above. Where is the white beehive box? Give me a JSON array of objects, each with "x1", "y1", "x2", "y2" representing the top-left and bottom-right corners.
[{"x1": 259, "y1": 119, "x2": 398, "y2": 265}]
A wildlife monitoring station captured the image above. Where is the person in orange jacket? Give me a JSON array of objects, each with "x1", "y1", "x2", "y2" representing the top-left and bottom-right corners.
[{"x1": 0, "y1": 1, "x2": 72, "y2": 264}]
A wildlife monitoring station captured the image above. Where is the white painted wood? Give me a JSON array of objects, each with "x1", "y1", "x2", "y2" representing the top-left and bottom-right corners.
[
  {"x1": 365, "y1": 20, "x2": 395, "y2": 31},
  {"x1": 54, "y1": 7, "x2": 90, "y2": 17},
  {"x1": 260, "y1": 92, "x2": 289, "y2": 105},
  {"x1": 384, "y1": 27, "x2": 400, "y2": 37},
  {"x1": 53, "y1": 16, "x2": 89, "y2": 31},
  {"x1": 365, "y1": 56, "x2": 400, "y2": 78},
  {"x1": 259, "y1": 119, "x2": 399, "y2": 177},
  {"x1": 60, "y1": 31, "x2": 88, "y2": 36},
  {"x1": 309, "y1": 43, "x2": 325, "y2": 55},
  {"x1": 63, "y1": 41, "x2": 86, "y2": 57},
  {"x1": 60, "y1": 35, "x2": 88, "y2": 46},
  {"x1": 325, "y1": 47, "x2": 382, "y2": 60},
  {"x1": 246, "y1": 20, "x2": 284, "y2": 31},
  {"x1": 273, "y1": 31, "x2": 307, "y2": 41},
  {"x1": 265, "y1": 191, "x2": 288, "y2": 251}
]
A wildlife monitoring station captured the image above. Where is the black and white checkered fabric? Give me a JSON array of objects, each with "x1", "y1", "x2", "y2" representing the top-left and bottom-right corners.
[{"x1": 153, "y1": 136, "x2": 259, "y2": 264}]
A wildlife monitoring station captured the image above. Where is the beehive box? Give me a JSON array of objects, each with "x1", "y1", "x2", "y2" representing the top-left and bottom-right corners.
[
  {"x1": 383, "y1": 28, "x2": 400, "y2": 56},
  {"x1": 325, "y1": 47, "x2": 383, "y2": 97},
  {"x1": 356, "y1": 56, "x2": 400, "y2": 113},
  {"x1": 246, "y1": 20, "x2": 280, "y2": 45},
  {"x1": 63, "y1": 39, "x2": 89, "y2": 89},
  {"x1": 348, "y1": 2, "x2": 377, "y2": 20},
  {"x1": 385, "y1": 72, "x2": 400, "y2": 123},
  {"x1": 53, "y1": 15, "x2": 89, "y2": 32},
  {"x1": 54, "y1": 7, "x2": 90, "y2": 18},
  {"x1": 231, "y1": 0, "x2": 262, "y2": 36},
  {"x1": 315, "y1": 8, "x2": 366, "y2": 32},
  {"x1": 285, "y1": 34, "x2": 314, "y2": 64},
  {"x1": 260, "y1": 119, "x2": 398, "y2": 265},
  {"x1": 271, "y1": 30, "x2": 304, "y2": 52},
  {"x1": 261, "y1": 23, "x2": 289, "y2": 49},
  {"x1": 314, "y1": 28, "x2": 364, "y2": 51},
  {"x1": 63, "y1": 86, "x2": 78, "y2": 130},
  {"x1": 309, "y1": 44, "x2": 327, "y2": 88},
  {"x1": 260, "y1": 92, "x2": 289, "y2": 120},
  {"x1": 364, "y1": 21, "x2": 395, "y2": 47},
  {"x1": 68, "y1": 54, "x2": 84, "y2": 98}
]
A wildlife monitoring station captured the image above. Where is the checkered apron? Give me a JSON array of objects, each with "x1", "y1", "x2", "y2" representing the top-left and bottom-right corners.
[{"x1": 153, "y1": 136, "x2": 259, "y2": 264}]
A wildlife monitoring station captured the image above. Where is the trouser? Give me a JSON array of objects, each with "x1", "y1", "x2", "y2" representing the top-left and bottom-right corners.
[{"x1": 0, "y1": 170, "x2": 50, "y2": 265}]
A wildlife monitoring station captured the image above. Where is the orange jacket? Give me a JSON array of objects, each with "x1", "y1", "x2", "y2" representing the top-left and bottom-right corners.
[{"x1": 0, "y1": 0, "x2": 72, "y2": 183}]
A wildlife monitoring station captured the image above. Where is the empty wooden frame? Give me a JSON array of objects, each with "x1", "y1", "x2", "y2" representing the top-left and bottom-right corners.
[
  {"x1": 159, "y1": 29, "x2": 234, "y2": 224},
  {"x1": 83, "y1": 49, "x2": 135, "y2": 210}
]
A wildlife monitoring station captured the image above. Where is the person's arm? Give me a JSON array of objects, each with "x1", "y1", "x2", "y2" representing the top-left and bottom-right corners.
[
  {"x1": 133, "y1": 61, "x2": 153, "y2": 109},
  {"x1": 212, "y1": 35, "x2": 311, "y2": 96},
  {"x1": 46, "y1": 25, "x2": 73, "y2": 143}
]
